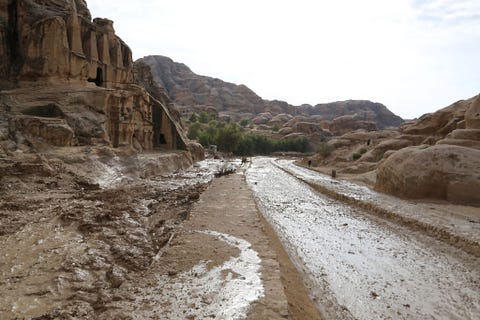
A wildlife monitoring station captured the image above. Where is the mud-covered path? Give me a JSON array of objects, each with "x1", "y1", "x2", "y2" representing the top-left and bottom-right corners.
[{"x1": 246, "y1": 157, "x2": 480, "y2": 320}]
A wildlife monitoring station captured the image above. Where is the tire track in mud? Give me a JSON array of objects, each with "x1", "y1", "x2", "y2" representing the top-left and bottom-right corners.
[
  {"x1": 246, "y1": 157, "x2": 480, "y2": 320},
  {"x1": 274, "y1": 161, "x2": 480, "y2": 258}
]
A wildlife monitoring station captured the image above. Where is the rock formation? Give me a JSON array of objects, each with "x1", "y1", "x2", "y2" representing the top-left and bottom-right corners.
[
  {"x1": 0, "y1": 0, "x2": 189, "y2": 155},
  {"x1": 137, "y1": 55, "x2": 404, "y2": 130},
  {"x1": 376, "y1": 144, "x2": 480, "y2": 206},
  {"x1": 139, "y1": 55, "x2": 265, "y2": 119},
  {"x1": 329, "y1": 114, "x2": 377, "y2": 136},
  {"x1": 375, "y1": 94, "x2": 480, "y2": 206}
]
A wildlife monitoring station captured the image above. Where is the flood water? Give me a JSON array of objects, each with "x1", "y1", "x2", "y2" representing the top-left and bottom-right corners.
[{"x1": 246, "y1": 157, "x2": 480, "y2": 320}]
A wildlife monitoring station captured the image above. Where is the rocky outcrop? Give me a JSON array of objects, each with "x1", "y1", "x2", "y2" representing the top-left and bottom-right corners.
[
  {"x1": 436, "y1": 95, "x2": 480, "y2": 149},
  {"x1": 329, "y1": 114, "x2": 377, "y2": 136},
  {"x1": 138, "y1": 55, "x2": 404, "y2": 130},
  {"x1": 0, "y1": 0, "x2": 189, "y2": 154},
  {"x1": 374, "y1": 95, "x2": 480, "y2": 205},
  {"x1": 138, "y1": 55, "x2": 265, "y2": 119},
  {"x1": 0, "y1": 0, "x2": 132, "y2": 88},
  {"x1": 399, "y1": 96, "x2": 475, "y2": 143},
  {"x1": 376, "y1": 145, "x2": 480, "y2": 206}
]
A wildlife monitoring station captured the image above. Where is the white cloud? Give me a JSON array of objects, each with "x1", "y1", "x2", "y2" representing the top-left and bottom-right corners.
[{"x1": 87, "y1": 0, "x2": 480, "y2": 118}]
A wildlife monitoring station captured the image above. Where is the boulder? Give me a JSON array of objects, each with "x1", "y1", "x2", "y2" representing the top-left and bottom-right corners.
[
  {"x1": 292, "y1": 122, "x2": 323, "y2": 135},
  {"x1": 14, "y1": 116, "x2": 75, "y2": 147},
  {"x1": 252, "y1": 112, "x2": 273, "y2": 125},
  {"x1": 329, "y1": 115, "x2": 377, "y2": 136},
  {"x1": 267, "y1": 113, "x2": 293, "y2": 127},
  {"x1": 361, "y1": 138, "x2": 413, "y2": 162},
  {"x1": 375, "y1": 145, "x2": 480, "y2": 206}
]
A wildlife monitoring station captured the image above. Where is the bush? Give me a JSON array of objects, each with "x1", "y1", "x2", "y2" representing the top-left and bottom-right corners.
[
  {"x1": 189, "y1": 113, "x2": 198, "y2": 123},
  {"x1": 272, "y1": 124, "x2": 280, "y2": 132},
  {"x1": 187, "y1": 122, "x2": 202, "y2": 140},
  {"x1": 359, "y1": 147, "x2": 368, "y2": 154},
  {"x1": 317, "y1": 142, "x2": 334, "y2": 158},
  {"x1": 240, "y1": 119, "x2": 250, "y2": 127},
  {"x1": 352, "y1": 153, "x2": 361, "y2": 160},
  {"x1": 189, "y1": 118, "x2": 310, "y2": 156},
  {"x1": 198, "y1": 111, "x2": 209, "y2": 123}
]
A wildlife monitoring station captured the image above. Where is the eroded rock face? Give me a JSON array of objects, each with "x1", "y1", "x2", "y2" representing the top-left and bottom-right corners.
[
  {"x1": 138, "y1": 55, "x2": 404, "y2": 130},
  {"x1": 329, "y1": 114, "x2": 377, "y2": 136},
  {"x1": 0, "y1": 0, "x2": 133, "y2": 87},
  {"x1": 376, "y1": 145, "x2": 480, "y2": 206},
  {"x1": 0, "y1": 0, "x2": 188, "y2": 153},
  {"x1": 400, "y1": 96, "x2": 475, "y2": 141}
]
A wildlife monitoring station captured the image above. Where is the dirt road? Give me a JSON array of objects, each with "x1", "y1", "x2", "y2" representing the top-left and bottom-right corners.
[
  {"x1": 117, "y1": 166, "x2": 321, "y2": 319},
  {"x1": 246, "y1": 157, "x2": 480, "y2": 320},
  {"x1": 2, "y1": 154, "x2": 479, "y2": 319},
  {"x1": 0, "y1": 155, "x2": 321, "y2": 319}
]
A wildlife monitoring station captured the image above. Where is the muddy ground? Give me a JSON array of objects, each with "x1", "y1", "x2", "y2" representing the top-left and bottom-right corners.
[
  {"x1": 0, "y1": 149, "x2": 225, "y2": 319},
  {"x1": 1, "y1": 151, "x2": 479, "y2": 320},
  {"x1": 0, "y1": 149, "x2": 321, "y2": 320}
]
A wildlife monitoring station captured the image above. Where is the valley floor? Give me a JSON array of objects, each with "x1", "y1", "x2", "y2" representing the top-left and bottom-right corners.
[{"x1": 0, "y1": 154, "x2": 479, "y2": 319}]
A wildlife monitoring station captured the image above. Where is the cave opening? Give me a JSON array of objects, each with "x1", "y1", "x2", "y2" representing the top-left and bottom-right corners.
[
  {"x1": 152, "y1": 105, "x2": 165, "y2": 147},
  {"x1": 22, "y1": 104, "x2": 64, "y2": 118},
  {"x1": 88, "y1": 67, "x2": 104, "y2": 87}
]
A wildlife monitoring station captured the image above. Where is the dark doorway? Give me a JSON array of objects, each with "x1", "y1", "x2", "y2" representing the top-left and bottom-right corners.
[
  {"x1": 109, "y1": 107, "x2": 120, "y2": 147},
  {"x1": 88, "y1": 67, "x2": 104, "y2": 87},
  {"x1": 152, "y1": 105, "x2": 164, "y2": 147},
  {"x1": 159, "y1": 134, "x2": 167, "y2": 144}
]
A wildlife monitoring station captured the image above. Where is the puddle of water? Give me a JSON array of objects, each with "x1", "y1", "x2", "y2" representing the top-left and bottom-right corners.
[
  {"x1": 132, "y1": 230, "x2": 264, "y2": 320},
  {"x1": 0, "y1": 222, "x2": 87, "y2": 318}
]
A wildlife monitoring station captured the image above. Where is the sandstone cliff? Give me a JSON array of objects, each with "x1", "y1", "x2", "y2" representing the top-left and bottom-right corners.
[
  {"x1": 375, "y1": 94, "x2": 480, "y2": 206},
  {"x1": 137, "y1": 55, "x2": 404, "y2": 131},
  {"x1": 306, "y1": 94, "x2": 480, "y2": 206},
  {"x1": 0, "y1": 0, "x2": 190, "y2": 156}
]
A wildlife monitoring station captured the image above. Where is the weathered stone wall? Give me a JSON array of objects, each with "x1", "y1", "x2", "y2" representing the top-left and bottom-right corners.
[
  {"x1": 0, "y1": 0, "x2": 189, "y2": 153},
  {"x1": 0, "y1": 0, "x2": 133, "y2": 88}
]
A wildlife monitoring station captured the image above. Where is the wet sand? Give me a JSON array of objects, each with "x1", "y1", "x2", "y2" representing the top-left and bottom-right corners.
[
  {"x1": 247, "y1": 157, "x2": 480, "y2": 320},
  {"x1": 126, "y1": 166, "x2": 322, "y2": 319}
]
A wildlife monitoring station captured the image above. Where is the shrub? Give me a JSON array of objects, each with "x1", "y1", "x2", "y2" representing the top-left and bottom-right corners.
[
  {"x1": 272, "y1": 124, "x2": 280, "y2": 132},
  {"x1": 359, "y1": 147, "x2": 368, "y2": 154},
  {"x1": 240, "y1": 119, "x2": 249, "y2": 127},
  {"x1": 189, "y1": 118, "x2": 311, "y2": 155},
  {"x1": 187, "y1": 122, "x2": 202, "y2": 140},
  {"x1": 317, "y1": 142, "x2": 334, "y2": 158},
  {"x1": 198, "y1": 111, "x2": 209, "y2": 123},
  {"x1": 352, "y1": 153, "x2": 361, "y2": 160},
  {"x1": 189, "y1": 113, "x2": 198, "y2": 123}
]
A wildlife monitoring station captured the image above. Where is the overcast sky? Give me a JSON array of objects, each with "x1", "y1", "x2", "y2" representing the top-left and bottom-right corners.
[{"x1": 88, "y1": 0, "x2": 479, "y2": 119}]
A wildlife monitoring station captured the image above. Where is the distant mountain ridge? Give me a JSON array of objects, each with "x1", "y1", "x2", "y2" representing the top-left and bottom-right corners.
[{"x1": 138, "y1": 55, "x2": 404, "y2": 129}]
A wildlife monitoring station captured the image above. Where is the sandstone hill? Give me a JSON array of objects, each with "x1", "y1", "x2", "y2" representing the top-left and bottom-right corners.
[
  {"x1": 0, "y1": 0, "x2": 203, "y2": 165},
  {"x1": 137, "y1": 55, "x2": 404, "y2": 132},
  {"x1": 307, "y1": 94, "x2": 480, "y2": 206}
]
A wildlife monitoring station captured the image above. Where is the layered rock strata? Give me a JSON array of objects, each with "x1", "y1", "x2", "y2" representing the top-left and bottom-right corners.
[
  {"x1": 376, "y1": 94, "x2": 480, "y2": 206},
  {"x1": 0, "y1": 0, "x2": 189, "y2": 153}
]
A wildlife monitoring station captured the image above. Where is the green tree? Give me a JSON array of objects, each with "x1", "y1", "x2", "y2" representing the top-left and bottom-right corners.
[
  {"x1": 216, "y1": 124, "x2": 242, "y2": 153},
  {"x1": 199, "y1": 111, "x2": 209, "y2": 123},
  {"x1": 240, "y1": 119, "x2": 250, "y2": 127},
  {"x1": 189, "y1": 113, "x2": 198, "y2": 122},
  {"x1": 187, "y1": 122, "x2": 202, "y2": 140}
]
